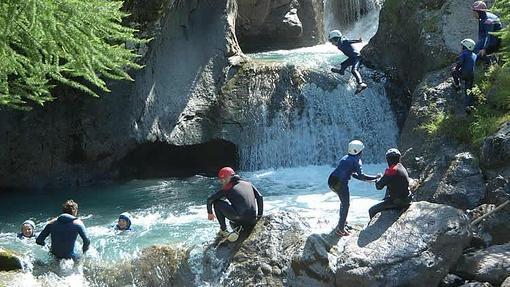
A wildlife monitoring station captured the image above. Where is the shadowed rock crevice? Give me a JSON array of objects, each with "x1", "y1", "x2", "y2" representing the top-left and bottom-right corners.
[{"x1": 115, "y1": 140, "x2": 238, "y2": 179}]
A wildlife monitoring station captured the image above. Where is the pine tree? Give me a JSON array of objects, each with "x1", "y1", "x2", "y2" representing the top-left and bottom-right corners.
[{"x1": 0, "y1": 0, "x2": 144, "y2": 110}]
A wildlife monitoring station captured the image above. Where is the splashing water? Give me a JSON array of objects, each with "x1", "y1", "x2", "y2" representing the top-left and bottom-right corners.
[{"x1": 0, "y1": 164, "x2": 388, "y2": 286}]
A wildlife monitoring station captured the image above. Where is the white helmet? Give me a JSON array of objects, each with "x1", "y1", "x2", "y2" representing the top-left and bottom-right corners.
[
  {"x1": 461, "y1": 38, "x2": 476, "y2": 51},
  {"x1": 328, "y1": 30, "x2": 342, "y2": 41},
  {"x1": 348, "y1": 140, "x2": 365, "y2": 155}
]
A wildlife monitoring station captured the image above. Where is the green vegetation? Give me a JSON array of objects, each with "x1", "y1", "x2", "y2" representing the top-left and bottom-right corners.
[{"x1": 0, "y1": 0, "x2": 144, "y2": 110}]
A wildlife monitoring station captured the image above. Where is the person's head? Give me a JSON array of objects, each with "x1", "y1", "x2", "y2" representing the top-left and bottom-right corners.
[
  {"x1": 218, "y1": 167, "x2": 236, "y2": 187},
  {"x1": 21, "y1": 220, "x2": 35, "y2": 238},
  {"x1": 385, "y1": 148, "x2": 402, "y2": 166},
  {"x1": 461, "y1": 38, "x2": 476, "y2": 52},
  {"x1": 62, "y1": 199, "x2": 79, "y2": 216},
  {"x1": 472, "y1": 1, "x2": 487, "y2": 18},
  {"x1": 117, "y1": 212, "x2": 132, "y2": 231},
  {"x1": 348, "y1": 140, "x2": 365, "y2": 156},
  {"x1": 328, "y1": 30, "x2": 342, "y2": 44}
]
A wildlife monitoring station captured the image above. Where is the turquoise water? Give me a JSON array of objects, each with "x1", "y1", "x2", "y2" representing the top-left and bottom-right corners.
[{"x1": 0, "y1": 164, "x2": 387, "y2": 286}]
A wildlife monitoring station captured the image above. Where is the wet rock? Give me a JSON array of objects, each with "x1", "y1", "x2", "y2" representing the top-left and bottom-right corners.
[
  {"x1": 485, "y1": 176, "x2": 510, "y2": 205},
  {"x1": 85, "y1": 245, "x2": 193, "y2": 287},
  {"x1": 290, "y1": 201, "x2": 471, "y2": 287},
  {"x1": 202, "y1": 212, "x2": 308, "y2": 286},
  {"x1": 459, "y1": 282, "x2": 493, "y2": 287},
  {"x1": 469, "y1": 203, "x2": 510, "y2": 245},
  {"x1": 0, "y1": 248, "x2": 22, "y2": 272},
  {"x1": 502, "y1": 276, "x2": 510, "y2": 287},
  {"x1": 432, "y1": 152, "x2": 485, "y2": 210},
  {"x1": 454, "y1": 243, "x2": 510, "y2": 286},
  {"x1": 481, "y1": 122, "x2": 510, "y2": 167},
  {"x1": 236, "y1": 0, "x2": 323, "y2": 52},
  {"x1": 440, "y1": 274, "x2": 465, "y2": 287}
]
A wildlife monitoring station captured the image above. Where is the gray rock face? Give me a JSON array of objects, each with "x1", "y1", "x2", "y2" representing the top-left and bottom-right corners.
[
  {"x1": 502, "y1": 276, "x2": 510, "y2": 287},
  {"x1": 362, "y1": 0, "x2": 477, "y2": 89},
  {"x1": 481, "y1": 122, "x2": 510, "y2": 167},
  {"x1": 454, "y1": 244, "x2": 510, "y2": 286},
  {"x1": 469, "y1": 203, "x2": 510, "y2": 245},
  {"x1": 290, "y1": 202, "x2": 471, "y2": 287},
  {"x1": 431, "y1": 152, "x2": 485, "y2": 210},
  {"x1": 0, "y1": 248, "x2": 22, "y2": 272},
  {"x1": 236, "y1": 0, "x2": 324, "y2": 52},
  {"x1": 0, "y1": 0, "x2": 240, "y2": 188}
]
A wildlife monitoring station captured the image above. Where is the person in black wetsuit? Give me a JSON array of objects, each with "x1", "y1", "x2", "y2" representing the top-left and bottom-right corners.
[
  {"x1": 328, "y1": 29, "x2": 368, "y2": 94},
  {"x1": 207, "y1": 167, "x2": 263, "y2": 241},
  {"x1": 369, "y1": 148, "x2": 412, "y2": 220},
  {"x1": 328, "y1": 140, "x2": 380, "y2": 236}
]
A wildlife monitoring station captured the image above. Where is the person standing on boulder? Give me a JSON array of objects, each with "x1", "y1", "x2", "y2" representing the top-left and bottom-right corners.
[
  {"x1": 36, "y1": 200, "x2": 90, "y2": 260},
  {"x1": 328, "y1": 30, "x2": 368, "y2": 94},
  {"x1": 471, "y1": 1, "x2": 502, "y2": 66},
  {"x1": 328, "y1": 140, "x2": 381, "y2": 236},
  {"x1": 451, "y1": 38, "x2": 477, "y2": 113},
  {"x1": 369, "y1": 148, "x2": 412, "y2": 220},
  {"x1": 207, "y1": 167, "x2": 263, "y2": 242}
]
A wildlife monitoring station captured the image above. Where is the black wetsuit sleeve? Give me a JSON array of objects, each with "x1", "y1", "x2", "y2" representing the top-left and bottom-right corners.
[
  {"x1": 253, "y1": 185, "x2": 264, "y2": 217},
  {"x1": 207, "y1": 190, "x2": 224, "y2": 214},
  {"x1": 375, "y1": 174, "x2": 389, "y2": 190},
  {"x1": 35, "y1": 224, "x2": 51, "y2": 246},
  {"x1": 347, "y1": 39, "x2": 362, "y2": 44},
  {"x1": 352, "y1": 161, "x2": 378, "y2": 181}
]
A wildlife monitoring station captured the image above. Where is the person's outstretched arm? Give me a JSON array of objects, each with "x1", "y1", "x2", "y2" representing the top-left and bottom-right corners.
[
  {"x1": 206, "y1": 190, "x2": 224, "y2": 215},
  {"x1": 35, "y1": 224, "x2": 51, "y2": 246},
  {"x1": 253, "y1": 185, "x2": 264, "y2": 219},
  {"x1": 352, "y1": 160, "x2": 379, "y2": 181}
]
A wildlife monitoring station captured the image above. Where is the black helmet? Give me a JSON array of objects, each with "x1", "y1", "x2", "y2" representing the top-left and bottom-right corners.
[{"x1": 385, "y1": 148, "x2": 401, "y2": 165}]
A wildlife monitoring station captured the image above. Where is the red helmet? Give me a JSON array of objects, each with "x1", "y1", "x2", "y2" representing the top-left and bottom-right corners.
[
  {"x1": 471, "y1": 1, "x2": 488, "y2": 11},
  {"x1": 218, "y1": 167, "x2": 235, "y2": 179}
]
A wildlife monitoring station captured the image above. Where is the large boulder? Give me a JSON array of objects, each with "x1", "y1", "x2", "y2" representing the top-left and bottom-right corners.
[
  {"x1": 502, "y1": 276, "x2": 510, "y2": 287},
  {"x1": 201, "y1": 212, "x2": 308, "y2": 286},
  {"x1": 0, "y1": 248, "x2": 22, "y2": 272},
  {"x1": 454, "y1": 244, "x2": 510, "y2": 286},
  {"x1": 431, "y1": 152, "x2": 485, "y2": 210},
  {"x1": 469, "y1": 203, "x2": 510, "y2": 245},
  {"x1": 236, "y1": 0, "x2": 324, "y2": 52},
  {"x1": 481, "y1": 122, "x2": 510, "y2": 168},
  {"x1": 290, "y1": 201, "x2": 472, "y2": 287}
]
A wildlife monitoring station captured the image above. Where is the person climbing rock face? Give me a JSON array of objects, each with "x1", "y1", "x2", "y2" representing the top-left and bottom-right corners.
[
  {"x1": 17, "y1": 220, "x2": 36, "y2": 239},
  {"x1": 451, "y1": 38, "x2": 477, "y2": 113},
  {"x1": 471, "y1": 1, "x2": 502, "y2": 66},
  {"x1": 115, "y1": 213, "x2": 132, "y2": 231},
  {"x1": 328, "y1": 140, "x2": 381, "y2": 237},
  {"x1": 328, "y1": 30, "x2": 368, "y2": 95},
  {"x1": 207, "y1": 167, "x2": 263, "y2": 243},
  {"x1": 36, "y1": 199, "x2": 90, "y2": 260},
  {"x1": 369, "y1": 148, "x2": 412, "y2": 221}
]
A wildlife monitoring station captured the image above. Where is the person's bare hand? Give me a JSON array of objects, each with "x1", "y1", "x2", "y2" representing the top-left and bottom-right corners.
[
  {"x1": 479, "y1": 49, "x2": 486, "y2": 57},
  {"x1": 208, "y1": 213, "x2": 215, "y2": 221}
]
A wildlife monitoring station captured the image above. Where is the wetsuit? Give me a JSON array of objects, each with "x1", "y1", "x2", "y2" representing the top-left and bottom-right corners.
[
  {"x1": 369, "y1": 163, "x2": 411, "y2": 219},
  {"x1": 452, "y1": 48, "x2": 477, "y2": 107},
  {"x1": 336, "y1": 37, "x2": 363, "y2": 85},
  {"x1": 328, "y1": 154, "x2": 378, "y2": 230},
  {"x1": 207, "y1": 175, "x2": 263, "y2": 231},
  {"x1": 36, "y1": 214, "x2": 90, "y2": 259},
  {"x1": 475, "y1": 11, "x2": 502, "y2": 64}
]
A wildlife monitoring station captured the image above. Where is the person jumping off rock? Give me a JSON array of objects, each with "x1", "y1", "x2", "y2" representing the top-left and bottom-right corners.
[
  {"x1": 328, "y1": 30, "x2": 368, "y2": 95},
  {"x1": 451, "y1": 38, "x2": 477, "y2": 113},
  {"x1": 207, "y1": 167, "x2": 263, "y2": 243},
  {"x1": 471, "y1": 1, "x2": 502, "y2": 66},
  {"x1": 328, "y1": 140, "x2": 381, "y2": 237},
  {"x1": 369, "y1": 148, "x2": 412, "y2": 221}
]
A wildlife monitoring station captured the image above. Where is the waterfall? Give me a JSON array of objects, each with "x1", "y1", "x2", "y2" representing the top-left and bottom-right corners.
[
  {"x1": 228, "y1": 59, "x2": 398, "y2": 171},
  {"x1": 323, "y1": 0, "x2": 384, "y2": 40}
]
